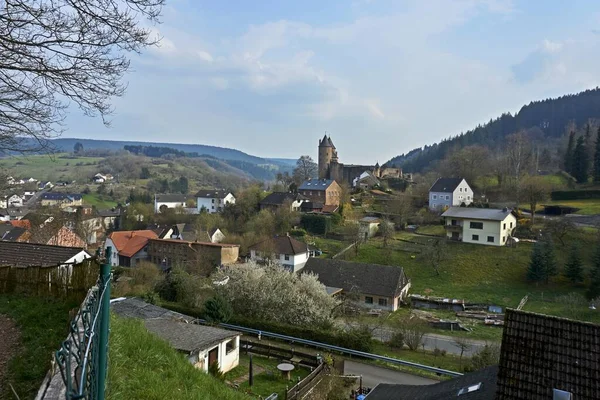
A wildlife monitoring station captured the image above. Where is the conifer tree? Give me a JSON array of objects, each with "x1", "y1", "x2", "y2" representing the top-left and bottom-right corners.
[
  {"x1": 563, "y1": 244, "x2": 584, "y2": 284},
  {"x1": 587, "y1": 245, "x2": 600, "y2": 301},
  {"x1": 572, "y1": 136, "x2": 589, "y2": 183},
  {"x1": 564, "y1": 131, "x2": 576, "y2": 174},
  {"x1": 594, "y1": 127, "x2": 600, "y2": 182},
  {"x1": 542, "y1": 239, "x2": 557, "y2": 283},
  {"x1": 527, "y1": 239, "x2": 556, "y2": 284}
]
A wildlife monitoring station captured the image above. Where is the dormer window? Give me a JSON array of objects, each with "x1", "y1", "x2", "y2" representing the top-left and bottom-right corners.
[
  {"x1": 552, "y1": 389, "x2": 572, "y2": 400},
  {"x1": 458, "y1": 383, "x2": 481, "y2": 396}
]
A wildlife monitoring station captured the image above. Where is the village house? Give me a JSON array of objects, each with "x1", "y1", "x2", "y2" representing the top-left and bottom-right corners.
[
  {"x1": 147, "y1": 239, "x2": 239, "y2": 272},
  {"x1": 40, "y1": 193, "x2": 83, "y2": 208},
  {"x1": 441, "y1": 207, "x2": 517, "y2": 246},
  {"x1": 97, "y1": 208, "x2": 122, "y2": 230},
  {"x1": 258, "y1": 192, "x2": 308, "y2": 212},
  {"x1": 298, "y1": 179, "x2": 342, "y2": 211},
  {"x1": 7, "y1": 194, "x2": 24, "y2": 208},
  {"x1": 154, "y1": 194, "x2": 189, "y2": 213},
  {"x1": 29, "y1": 224, "x2": 87, "y2": 248},
  {"x1": 0, "y1": 241, "x2": 91, "y2": 267},
  {"x1": 428, "y1": 178, "x2": 474, "y2": 210},
  {"x1": 302, "y1": 258, "x2": 411, "y2": 312},
  {"x1": 104, "y1": 230, "x2": 158, "y2": 267},
  {"x1": 112, "y1": 298, "x2": 241, "y2": 373},
  {"x1": 359, "y1": 216, "x2": 382, "y2": 240},
  {"x1": 196, "y1": 189, "x2": 236, "y2": 214},
  {"x1": 352, "y1": 171, "x2": 380, "y2": 190},
  {"x1": 202, "y1": 228, "x2": 226, "y2": 244},
  {"x1": 249, "y1": 235, "x2": 310, "y2": 272}
]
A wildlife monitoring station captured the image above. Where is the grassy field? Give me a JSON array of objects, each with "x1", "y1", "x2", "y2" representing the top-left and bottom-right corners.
[
  {"x1": 83, "y1": 193, "x2": 119, "y2": 209},
  {"x1": 539, "y1": 199, "x2": 600, "y2": 215},
  {"x1": 344, "y1": 229, "x2": 600, "y2": 327},
  {"x1": 305, "y1": 236, "x2": 347, "y2": 258},
  {"x1": 107, "y1": 315, "x2": 249, "y2": 400},
  {"x1": 0, "y1": 294, "x2": 80, "y2": 400},
  {"x1": 224, "y1": 354, "x2": 310, "y2": 398},
  {"x1": 0, "y1": 153, "x2": 103, "y2": 182}
]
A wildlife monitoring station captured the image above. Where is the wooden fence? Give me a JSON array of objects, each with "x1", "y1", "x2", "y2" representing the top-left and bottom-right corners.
[
  {"x1": 0, "y1": 259, "x2": 99, "y2": 298},
  {"x1": 240, "y1": 340, "x2": 319, "y2": 368},
  {"x1": 285, "y1": 363, "x2": 325, "y2": 400}
]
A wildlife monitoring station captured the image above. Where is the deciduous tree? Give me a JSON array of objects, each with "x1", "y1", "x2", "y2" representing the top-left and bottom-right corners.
[
  {"x1": 0, "y1": 0, "x2": 163, "y2": 153},
  {"x1": 520, "y1": 175, "x2": 550, "y2": 224},
  {"x1": 293, "y1": 155, "x2": 318, "y2": 183}
]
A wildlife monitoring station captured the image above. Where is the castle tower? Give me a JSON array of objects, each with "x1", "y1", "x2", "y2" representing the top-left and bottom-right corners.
[
  {"x1": 318, "y1": 134, "x2": 335, "y2": 179},
  {"x1": 374, "y1": 162, "x2": 381, "y2": 178}
]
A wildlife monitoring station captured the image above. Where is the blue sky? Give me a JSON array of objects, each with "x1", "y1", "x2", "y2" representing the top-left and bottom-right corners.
[{"x1": 68, "y1": 0, "x2": 600, "y2": 163}]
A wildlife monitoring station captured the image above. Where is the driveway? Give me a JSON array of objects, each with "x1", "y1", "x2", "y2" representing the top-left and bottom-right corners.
[{"x1": 343, "y1": 360, "x2": 438, "y2": 388}]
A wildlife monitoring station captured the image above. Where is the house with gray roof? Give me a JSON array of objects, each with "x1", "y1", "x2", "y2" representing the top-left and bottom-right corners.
[
  {"x1": 302, "y1": 258, "x2": 410, "y2": 311},
  {"x1": 429, "y1": 177, "x2": 473, "y2": 210},
  {"x1": 111, "y1": 298, "x2": 241, "y2": 373},
  {"x1": 195, "y1": 189, "x2": 235, "y2": 214},
  {"x1": 249, "y1": 234, "x2": 310, "y2": 272},
  {"x1": 154, "y1": 194, "x2": 189, "y2": 213},
  {"x1": 441, "y1": 207, "x2": 517, "y2": 246}
]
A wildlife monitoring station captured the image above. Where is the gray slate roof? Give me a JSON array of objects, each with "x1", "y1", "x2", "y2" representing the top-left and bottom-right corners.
[
  {"x1": 195, "y1": 189, "x2": 231, "y2": 199},
  {"x1": 366, "y1": 366, "x2": 498, "y2": 400},
  {"x1": 302, "y1": 258, "x2": 409, "y2": 298},
  {"x1": 111, "y1": 298, "x2": 240, "y2": 354},
  {"x1": 0, "y1": 241, "x2": 89, "y2": 267},
  {"x1": 441, "y1": 207, "x2": 514, "y2": 221},
  {"x1": 155, "y1": 194, "x2": 188, "y2": 203},
  {"x1": 298, "y1": 179, "x2": 336, "y2": 191},
  {"x1": 249, "y1": 235, "x2": 308, "y2": 255},
  {"x1": 144, "y1": 319, "x2": 239, "y2": 353},
  {"x1": 430, "y1": 177, "x2": 464, "y2": 193},
  {"x1": 40, "y1": 193, "x2": 82, "y2": 201}
]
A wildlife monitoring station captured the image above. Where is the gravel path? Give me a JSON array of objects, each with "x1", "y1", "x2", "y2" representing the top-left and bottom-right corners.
[{"x1": 0, "y1": 314, "x2": 20, "y2": 390}]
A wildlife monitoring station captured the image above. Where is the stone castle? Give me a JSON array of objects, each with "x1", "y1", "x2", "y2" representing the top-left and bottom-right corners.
[{"x1": 317, "y1": 134, "x2": 402, "y2": 184}]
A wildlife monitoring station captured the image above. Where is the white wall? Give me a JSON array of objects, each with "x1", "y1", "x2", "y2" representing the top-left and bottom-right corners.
[
  {"x1": 250, "y1": 250, "x2": 309, "y2": 272},
  {"x1": 155, "y1": 201, "x2": 186, "y2": 213},
  {"x1": 197, "y1": 193, "x2": 236, "y2": 214},
  {"x1": 104, "y1": 238, "x2": 120, "y2": 266},
  {"x1": 194, "y1": 336, "x2": 240, "y2": 374},
  {"x1": 448, "y1": 214, "x2": 516, "y2": 246},
  {"x1": 452, "y1": 180, "x2": 474, "y2": 206},
  {"x1": 64, "y1": 250, "x2": 92, "y2": 265}
]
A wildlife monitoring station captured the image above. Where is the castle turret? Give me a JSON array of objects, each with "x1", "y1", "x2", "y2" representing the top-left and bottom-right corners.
[{"x1": 318, "y1": 134, "x2": 334, "y2": 179}]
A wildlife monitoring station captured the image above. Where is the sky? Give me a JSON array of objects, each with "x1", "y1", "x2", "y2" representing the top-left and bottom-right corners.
[{"x1": 67, "y1": 0, "x2": 600, "y2": 163}]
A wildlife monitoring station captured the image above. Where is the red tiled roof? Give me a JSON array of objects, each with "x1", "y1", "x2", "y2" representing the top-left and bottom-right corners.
[
  {"x1": 107, "y1": 230, "x2": 158, "y2": 257},
  {"x1": 322, "y1": 205, "x2": 339, "y2": 213},
  {"x1": 10, "y1": 219, "x2": 31, "y2": 229}
]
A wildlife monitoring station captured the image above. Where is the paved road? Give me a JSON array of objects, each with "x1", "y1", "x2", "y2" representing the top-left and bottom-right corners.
[
  {"x1": 344, "y1": 322, "x2": 487, "y2": 357},
  {"x1": 25, "y1": 188, "x2": 47, "y2": 207},
  {"x1": 343, "y1": 360, "x2": 438, "y2": 388}
]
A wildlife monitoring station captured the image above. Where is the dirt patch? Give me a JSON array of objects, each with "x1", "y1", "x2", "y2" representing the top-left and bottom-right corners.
[{"x1": 0, "y1": 314, "x2": 21, "y2": 390}]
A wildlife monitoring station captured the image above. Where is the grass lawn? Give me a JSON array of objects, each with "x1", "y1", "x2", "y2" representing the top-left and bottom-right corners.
[
  {"x1": 305, "y1": 236, "x2": 347, "y2": 258},
  {"x1": 540, "y1": 199, "x2": 600, "y2": 215},
  {"x1": 0, "y1": 294, "x2": 80, "y2": 399},
  {"x1": 83, "y1": 193, "x2": 118, "y2": 209},
  {"x1": 107, "y1": 315, "x2": 249, "y2": 400},
  {"x1": 345, "y1": 230, "x2": 600, "y2": 327},
  {"x1": 371, "y1": 343, "x2": 466, "y2": 375},
  {"x1": 224, "y1": 354, "x2": 310, "y2": 398},
  {"x1": 0, "y1": 153, "x2": 104, "y2": 182},
  {"x1": 415, "y1": 225, "x2": 445, "y2": 236}
]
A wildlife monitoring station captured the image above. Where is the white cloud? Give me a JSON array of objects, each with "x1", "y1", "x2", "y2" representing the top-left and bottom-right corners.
[
  {"x1": 542, "y1": 39, "x2": 563, "y2": 53},
  {"x1": 196, "y1": 51, "x2": 214, "y2": 62}
]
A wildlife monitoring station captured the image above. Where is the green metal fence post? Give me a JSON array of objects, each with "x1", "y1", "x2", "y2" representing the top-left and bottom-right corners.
[{"x1": 97, "y1": 246, "x2": 111, "y2": 400}]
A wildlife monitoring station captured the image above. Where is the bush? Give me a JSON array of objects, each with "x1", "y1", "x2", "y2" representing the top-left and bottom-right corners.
[
  {"x1": 301, "y1": 214, "x2": 332, "y2": 235},
  {"x1": 471, "y1": 343, "x2": 500, "y2": 370},
  {"x1": 154, "y1": 268, "x2": 201, "y2": 307},
  {"x1": 388, "y1": 331, "x2": 405, "y2": 349},
  {"x1": 208, "y1": 361, "x2": 224, "y2": 380},
  {"x1": 204, "y1": 295, "x2": 233, "y2": 324},
  {"x1": 289, "y1": 228, "x2": 307, "y2": 237}
]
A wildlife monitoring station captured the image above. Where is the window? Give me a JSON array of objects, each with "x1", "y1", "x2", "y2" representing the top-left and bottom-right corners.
[
  {"x1": 510, "y1": 222, "x2": 513, "y2": 228},
  {"x1": 458, "y1": 383, "x2": 482, "y2": 396},
  {"x1": 487, "y1": 236, "x2": 494, "y2": 243},
  {"x1": 470, "y1": 222, "x2": 483, "y2": 229},
  {"x1": 432, "y1": 194, "x2": 437, "y2": 200},
  {"x1": 318, "y1": 191, "x2": 321, "y2": 196},
  {"x1": 445, "y1": 195, "x2": 450, "y2": 200},
  {"x1": 467, "y1": 196, "x2": 471, "y2": 200},
  {"x1": 365, "y1": 296, "x2": 373, "y2": 304},
  {"x1": 226, "y1": 339, "x2": 237, "y2": 354},
  {"x1": 552, "y1": 389, "x2": 572, "y2": 400},
  {"x1": 503, "y1": 236, "x2": 506, "y2": 243},
  {"x1": 212, "y1": 199, "x2": 215, "y2": 203},
  {"x1": 284, "y1": 254, "x2": 290, "y2": 261},
  {"x1": 472, "y1": 234, "x2": 479, "y2": 241},
  {"x1": 459, "y1": 188, "x2": 463, "y2": 192},
  {"x1": 378, "y1": 298, "x2": 388, "y2": 307},
  {"x1": 503, "y1": 223, "x2": 506, "y2": 229}
]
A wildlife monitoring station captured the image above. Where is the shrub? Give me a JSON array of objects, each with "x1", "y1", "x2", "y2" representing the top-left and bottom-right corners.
[
  {"x1": 208, "y1": 361, "x2": 224, "y2": 380},
  {"x1": 204, "y1": 295, "x2": 233, "y2": 324},
  {"x1": 289, "y1": 228, "x2": 307, "y2": 237},
  {"x1": 471, "y1": 343, "x2": 500, "y2": 370},
  {"x1": 551, "y1": 189, "x2": 600, "y2": 201},
  {"x1": 301, "y1": 214, "x2": 331, "y2": 235},
  {"x1": 388, "y1": 331, "x2": 404, "y2": 349}
]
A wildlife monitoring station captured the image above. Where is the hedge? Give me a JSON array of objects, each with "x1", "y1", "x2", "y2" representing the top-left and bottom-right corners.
[
  {"x1": 158, "y1": 302, "x2": 373, "y2": 352},
  {"x1": 551, "y1": 189, "x2": 600, "y2": 201},
  {"x1": 301, "y1": 214, "x2": 332, "y2": 235}
]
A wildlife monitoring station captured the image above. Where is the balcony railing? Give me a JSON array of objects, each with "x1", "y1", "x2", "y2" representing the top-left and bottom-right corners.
[{"x1": 444, "y1": 224, "x2": 463, "y2": 232}]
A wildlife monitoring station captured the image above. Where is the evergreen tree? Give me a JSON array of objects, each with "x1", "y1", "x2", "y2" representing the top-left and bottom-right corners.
[
  {"x1": 563, "y1": 244, "x2": 584, "y2": 284},
  {"x1": 564, "y1": 131, "x2": 576, "y2": 174},
  {"x1": 594, "y1": 126, "x2": 600, "y2": 182},
  {"x1": 572, "y1": 136, "x2": 589, "y2": 183},
  {"x1": 527, "y1": 239, "x2": 557, "y2": 284},
  {"x1": 587, "y1": 245, "x2": 600, "y2": 301}
]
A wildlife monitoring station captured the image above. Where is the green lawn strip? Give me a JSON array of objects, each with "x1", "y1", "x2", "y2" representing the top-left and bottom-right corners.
[
  {"x1": 414, "y1": 225, "x2": 446, "y2": 236},
  {"x1": 107, "y1": 314, "x2": 249, "y2": 400},
  {"x1": 370, "y1": 343, "x2": 464, "y2": 376},
  {"x1": 0, "y1": 294, "x2": 80, "y2": 400},
  {"x1": 83, "y1": 194, "x2": 118, "y2": 208},
  {"x1": 305, "y1": 236, "x2": 346, "y2": 258},
  {"x1": 0, "y1": 153, "x2": 103, "y2": 181},
  {"x1": 230, "y1": 354, "x2": 310, "y2": 398}
]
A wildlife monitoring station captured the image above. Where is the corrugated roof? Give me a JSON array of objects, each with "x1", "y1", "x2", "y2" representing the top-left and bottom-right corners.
[
  {"x1": 249, "y1": 235, "x2": 308, "y2": 255},
  {"x1": 302, "y1": 258, "x2": 409, "y2": 298},
  {"x1": 441, "y1": 207, "x2": 513, "y2": 221},
  {"x1": 298, "y1": 179, "x2": 336, "y2": 191},
  {"x1": 430, "y1": 178, "x2": 465, "y2": 193},
  {"x1": 0, "y1": 241, "x2": 89, "y2": 267},
  {"x1": 496, "y1": 309, "x2": 600, "y2": 400}
]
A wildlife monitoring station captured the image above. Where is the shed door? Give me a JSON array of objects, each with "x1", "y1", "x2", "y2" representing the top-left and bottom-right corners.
[{"x1": 208, "y1": 347, "x2": 218, "y2": 367}]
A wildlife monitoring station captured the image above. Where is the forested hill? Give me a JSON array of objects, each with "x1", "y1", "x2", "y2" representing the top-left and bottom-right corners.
[{"x1": 387, "y1": 87, "x2": 600, "y2": 173}]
